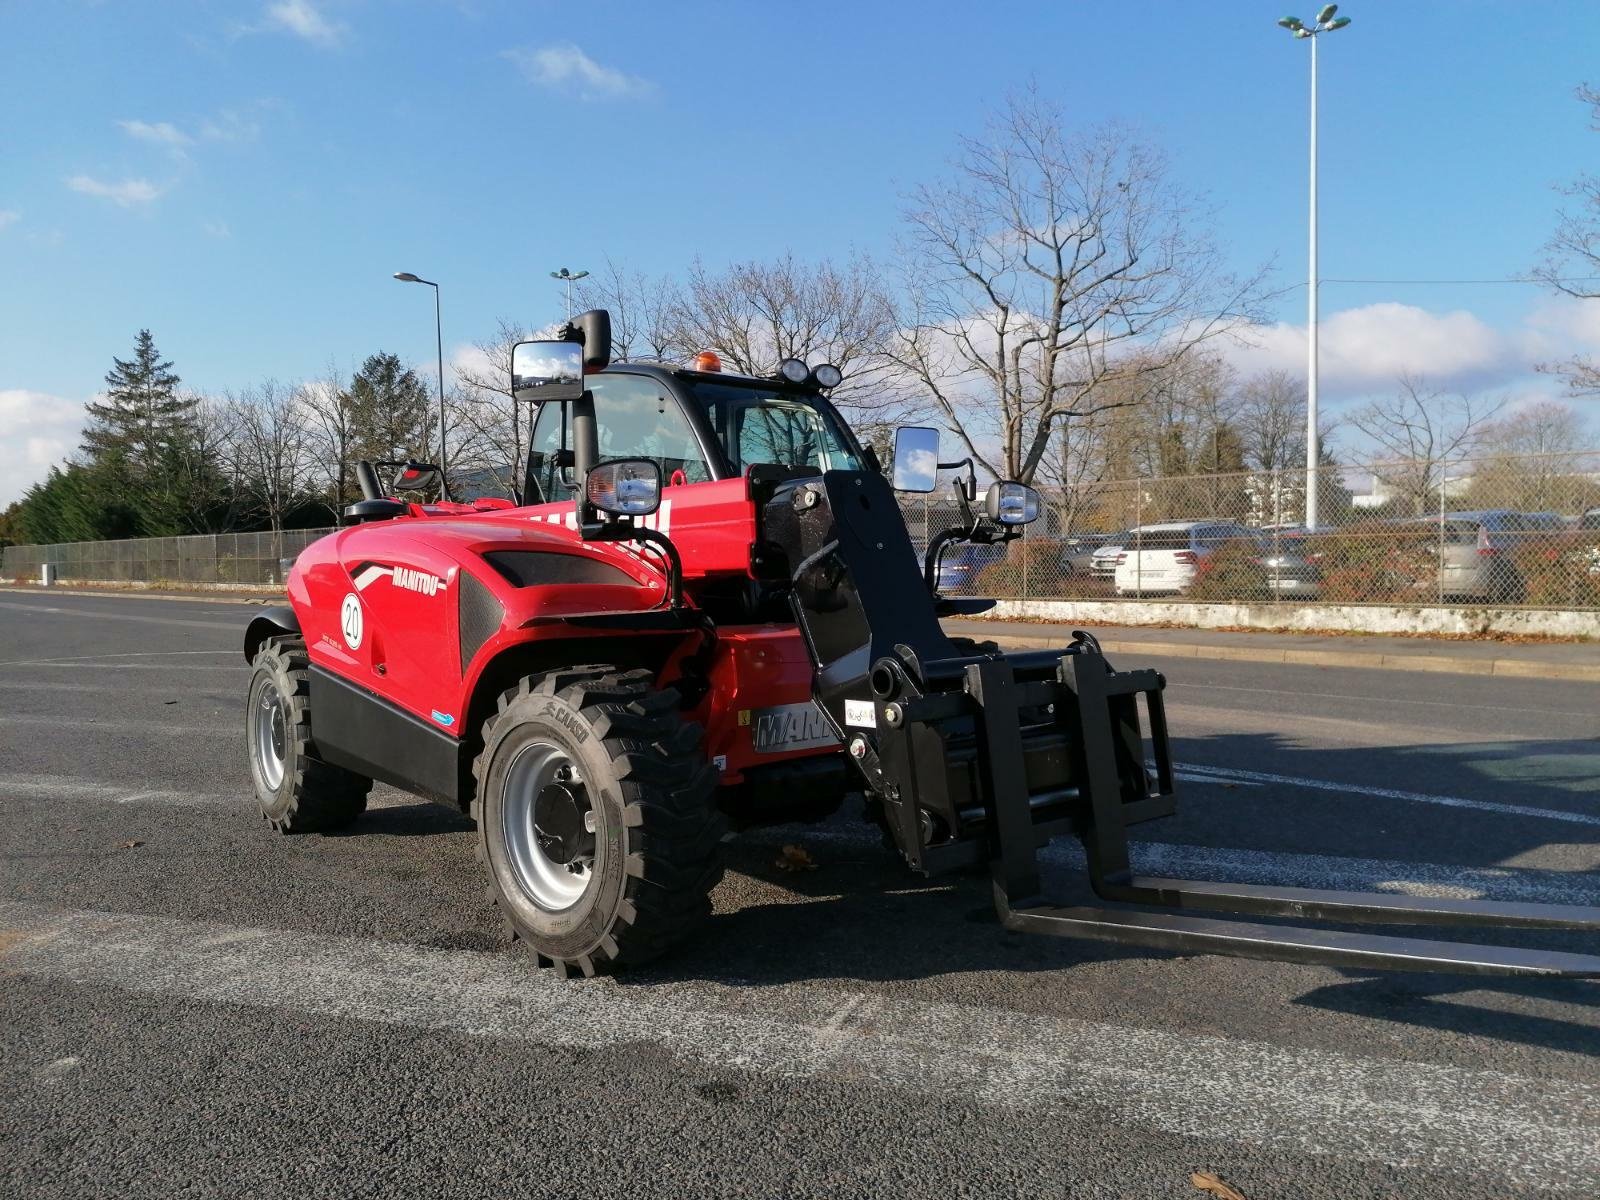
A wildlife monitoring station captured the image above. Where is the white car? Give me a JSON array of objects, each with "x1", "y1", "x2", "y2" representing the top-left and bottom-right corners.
[{"x1": 1113, "y1": 520, "x2": 1257, "y2": 596}]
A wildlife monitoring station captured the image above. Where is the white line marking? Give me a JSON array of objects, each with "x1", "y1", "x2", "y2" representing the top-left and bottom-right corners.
[
  {"x1": 0, "y1": 900, "x2": 1594, "y2": 1188},
  {"x1": 1169, "y1": 679, "x2": 1588, "y2": 720},
  {"x1": 0, "y1": 650, "x2": 235, "y2": 667},
  {"x1": 0, "y1": 600, "x2": 235, "y2": 631},
  {"x1": 0, "y1": 662, "x2": 238, "y2": 673},
  {"x1": 786, "y1": 823, "x2": 1600, "y2": 908},
  {"x1": 0, "y1": 775, "x2": 234, "y2": 807},
  {"x1": 0, "y1": 715, "x2": 229, "y2": 736},
  {"x1": 1176, "y1": 761, "x2": 1600, "y2": 828}
]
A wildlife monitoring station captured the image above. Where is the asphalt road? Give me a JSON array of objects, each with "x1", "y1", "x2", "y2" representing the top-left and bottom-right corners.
[{"x1": 1, "y1": 589, "x2": 1597, "y2": 1199}]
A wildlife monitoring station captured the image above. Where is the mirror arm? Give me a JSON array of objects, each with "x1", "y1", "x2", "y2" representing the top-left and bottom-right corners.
[
  {"x1": 937, "y1": 457, "x2": 977, "y2": 502},
  {"x1": 571, "y1": 389, "x2": 600, "y2": 482},
  {"x1": 582, "y1": 520, "x2": 685, "y2": 611},
  {"x1": 355, "y1": 461, "x2": 382, "y2": 502}
]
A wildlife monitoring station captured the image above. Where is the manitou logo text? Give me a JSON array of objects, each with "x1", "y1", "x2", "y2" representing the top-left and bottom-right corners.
[{"x1": 393, "y1": 566, "x2": 444, "y2": 597}]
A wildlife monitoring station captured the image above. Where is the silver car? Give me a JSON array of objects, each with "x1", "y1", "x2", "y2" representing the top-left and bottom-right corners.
[{"x1": 1433, "y1": 510, "x2": 1565, "y2": 601}]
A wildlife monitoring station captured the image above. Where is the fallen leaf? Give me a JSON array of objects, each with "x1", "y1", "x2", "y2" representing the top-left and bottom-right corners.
[
  {"x1": 163, "y1": 700, "x2": 178, "y2": 706},
  {"x1": 1190, "y1": 1171, "x2": 1248, "y2": 1200},
  {"x1": 775, "y1": 843, "x2": 817, "y2": 872},
  {"x1": 118, "y1": 839, "x2": 144, "y2": 850}
]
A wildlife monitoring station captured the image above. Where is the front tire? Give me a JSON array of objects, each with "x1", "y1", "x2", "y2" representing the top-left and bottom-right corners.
[
  {"x1": 471, "y1": 667, "x2": 725, "y2": 977},
  {"x1": 246, "y1": 638, "x2": 371, "y2": 833}
]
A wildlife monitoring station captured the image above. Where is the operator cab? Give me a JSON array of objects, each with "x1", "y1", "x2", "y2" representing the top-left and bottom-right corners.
[{"x1": 523, "y1": 360, "x2": 866, "y2": 505}]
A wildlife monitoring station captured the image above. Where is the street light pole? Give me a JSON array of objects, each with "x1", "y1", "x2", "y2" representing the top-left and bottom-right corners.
[
  {"x1": 1278, "y1": 6, "x2": 1352, "y2": 531},
  {"x1": 550, "y1": 267, "x2": 589, "y2": 320},
  {"x1": 392, "y1": 272, "x2": 448, "y2": 492}
]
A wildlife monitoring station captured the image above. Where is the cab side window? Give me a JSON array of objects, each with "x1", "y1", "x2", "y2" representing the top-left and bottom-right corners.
[
  {"x1": 525, "y1": 401, "x2": 573, "y2": 504},
  {"x1": 589, "y1": 374, "x2": 711, "y2": 485}
]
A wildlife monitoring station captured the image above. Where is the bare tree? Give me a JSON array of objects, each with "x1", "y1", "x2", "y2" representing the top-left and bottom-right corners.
[
  {"x1": 1236, "y1": 370, "x2": 1308, "y2": 472},
  {"x1": 172, "y1": 391, "x2": 246, "y2": 532},
  {"x1": 230, "y1": 380, "x2": 311, "y2": 537},
  {"x1": 1534, "y1": 84, "x2": 1600, "y2": 396},
  {"x1": 1347, "y1": 375, "x2": 1504, "y2": 515},
  {"x1": 1469, "y1": 400, "x2": 1598, "y2": 512},
  {"x1": 663, "y1": 252, "x2": 914, "y2": 445},
  {"x1": 887, "y1": 87, "x2": 1263, "y2": 484},
  {"x1": 448, "y1": 319, "x2": 547, "y2": 503},
  {"x1": 298, "y1": 361, "x2": 356, "y2": 521},
  {"x1": 574, "y1": 258, "x2": 679, "y2": 362}
]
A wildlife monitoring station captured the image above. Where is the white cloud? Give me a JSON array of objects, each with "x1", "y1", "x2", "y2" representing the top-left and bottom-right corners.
[
  {"x1": 504, "y1": 43, "x2": 656, "y2": 101},
  {"x1": 261, "y1": 0, "x2": 344, "y2": 48},
  {"x1": 203, "y1": 220, "x2": 232, "y2": 239},
  {"x1": 65, "y1": 175, "x2": 165, "y2": 208},
  {"x1": 1221, "y1": 302, "x2": 1520, "y2": 395},
  {"x1": 0, "y1": 390, "x2": 87, "y2": 507},
  {"x1": 0, "y1": 209, "x2": 18, "y2": 231},
  {"x1": 118, "y1": 119, "x2": 192, "y2": 149}
]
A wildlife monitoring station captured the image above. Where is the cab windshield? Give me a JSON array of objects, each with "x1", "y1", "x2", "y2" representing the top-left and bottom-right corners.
[{"x1": 687, "y1": 381, "x2": 863, "y2": 475}]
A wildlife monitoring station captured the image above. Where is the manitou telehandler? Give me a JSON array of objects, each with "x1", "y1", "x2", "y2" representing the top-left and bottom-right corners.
[{"x1": 243, "y1": 310, "x2": 1600, "y2": 978}]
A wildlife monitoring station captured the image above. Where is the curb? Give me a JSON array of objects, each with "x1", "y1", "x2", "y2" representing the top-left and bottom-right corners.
[{"x1": 976, "y1": 632, "x2": 1600, "y2": 683}]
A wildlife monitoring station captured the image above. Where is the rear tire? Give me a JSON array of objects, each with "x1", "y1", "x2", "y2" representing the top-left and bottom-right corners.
[
  {"x1": 246, "y1": 638, "x2": 371, "y2": 833},
  {"x1": 471, "y1": 666, "x2": 725, "y2": 977}
]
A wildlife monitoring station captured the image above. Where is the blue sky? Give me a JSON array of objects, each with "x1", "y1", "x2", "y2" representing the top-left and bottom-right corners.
[{"x1": 3, "y1": 0, "x2": 1599, "y2": 503}]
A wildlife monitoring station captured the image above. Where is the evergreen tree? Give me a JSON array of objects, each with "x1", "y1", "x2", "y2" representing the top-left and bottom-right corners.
[
  {"x1": 83, "y1": 330, "x2": 194, "y2": 472},
  {"x1": 346, "y1": 353, "x2": 434, "y2": 466}
]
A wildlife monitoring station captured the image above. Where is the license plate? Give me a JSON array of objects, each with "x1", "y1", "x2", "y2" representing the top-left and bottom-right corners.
[{"x1": 750, "y1": 702, "x2": 840, "y2": 753}]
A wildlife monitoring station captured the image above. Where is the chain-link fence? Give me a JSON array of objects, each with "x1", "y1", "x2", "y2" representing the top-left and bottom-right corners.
[
  {"x1": 5, "y1": 450, "x2": 1599, "y2": 609},
  {"x1": 1, "y1": 528, "x2": 336, "y2": 586},
  {"x1": 918, "y1": 450, "x2": 1600, "y2": 610}
]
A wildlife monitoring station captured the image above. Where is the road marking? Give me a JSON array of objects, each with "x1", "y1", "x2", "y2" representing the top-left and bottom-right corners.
[
  {"x1": 1169, "y1": 679, "x2": 1587, "y2": 720},
  {"x1": 1176, "y1": 761, "x2": 1600, "y2": 828},
  {"x1": 0, "y1": 714, "x2": 230, "y2": 736},
  {"x1": 0, "y1": 599, "x2": 236, "y2": 631},
  {"x1": 0, "y1": 649, "x2": 235, "y2": 667},
  {"x1": 0, "y1": 775, "x2": 237, "y2": 807},
  {"x1": 789, "y1": 823, "x2": 1600, "y2": 909},
  {"x1": 0, "y1": 773, "x2": 417, "y2": 811},
  {"x1": 0, "y1": 662, "x2": 238, "y2": 673},
  {"x1": 0, "y1": 899, "x2": 1594, "y2": 1189}
]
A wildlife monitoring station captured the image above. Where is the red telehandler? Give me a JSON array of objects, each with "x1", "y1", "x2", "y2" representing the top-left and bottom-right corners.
[{"x1": 243, "y1": 311, "x2": 1600, "y2": 978}]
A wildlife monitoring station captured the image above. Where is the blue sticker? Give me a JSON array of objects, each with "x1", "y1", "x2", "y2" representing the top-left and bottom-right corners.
[{"x1": 431, "y1": 710, "x2": 456, "y2": 727}]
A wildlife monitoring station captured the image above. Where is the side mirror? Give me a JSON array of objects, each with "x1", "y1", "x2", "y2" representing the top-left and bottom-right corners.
[
  {"x1": 511, "y1": 339, "x2": 585, "y2": 403},
  {"x1": 586, "y1": 458, "x2": 662, "y2": 517},
  {"x1": 389, "y1": 461, "x2": 441, "y2": 494},
  {"x1": 891, "y1": 426, "x2": 940, "y2": 493},
  {"x1": 984, "y1": 481, "x2": 1041, "y2": 527}
]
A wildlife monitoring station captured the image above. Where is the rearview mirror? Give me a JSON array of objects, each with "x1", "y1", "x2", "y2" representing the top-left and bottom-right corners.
[
  {"x1": 891, "y1": 426, "x2": 940, "y2": 493},
  {"x1": 586, "y1": 458, "x2": 661, "y2": 517},
  {"x1": 984, "y1": 481, "x2": 1041, "y2": 526},
  {"x1": 511, "y1": 339, "x2": 585, "y2": 403}
]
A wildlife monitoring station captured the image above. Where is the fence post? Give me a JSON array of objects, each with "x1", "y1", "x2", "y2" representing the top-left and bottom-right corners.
[
  {"x1": 1437, "y1": 467, "x2": 1446, "y2": 604},
  {"x1": 1134, "y1": 484, "x2": 1143, "y2": 597}
]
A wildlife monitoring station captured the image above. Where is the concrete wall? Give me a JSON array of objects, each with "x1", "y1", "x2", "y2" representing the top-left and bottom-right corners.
[{"x1": 989, "y1": 599, "x2": 1600, "y2": 639}]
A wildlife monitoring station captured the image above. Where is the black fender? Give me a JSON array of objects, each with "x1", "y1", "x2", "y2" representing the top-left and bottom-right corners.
[{"x1": 244, "y1": 606, "x2": 302, "y2": 663}]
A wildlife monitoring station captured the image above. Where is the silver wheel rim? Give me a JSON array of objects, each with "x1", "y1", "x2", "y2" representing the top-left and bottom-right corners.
[
  {"x1": 253, "y1": 681, "x2": 288, "y2": 791},
  {"x1": 503, "y1": 741, "x2": 596, "y2": 912}
]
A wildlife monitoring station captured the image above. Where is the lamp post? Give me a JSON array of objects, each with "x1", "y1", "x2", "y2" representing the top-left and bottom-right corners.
[
  {"x1": 1278, "y1": 5, "x2": 1352, "y2": 531},
  {"x1": 392, "y1": 271, "x2": 448, "y2": 489},
  {"x1": 550, "y1": 267, "x2": 589, "y2": 320}
]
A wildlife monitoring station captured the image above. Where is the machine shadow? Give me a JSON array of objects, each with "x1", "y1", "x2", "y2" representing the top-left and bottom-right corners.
[
  {"x1": 1294, "y1": 973, "x2": 1600, "y2": 1057},
  {"x1": 634, "y1": 727, "x2": 1598, "y2": 1044}
]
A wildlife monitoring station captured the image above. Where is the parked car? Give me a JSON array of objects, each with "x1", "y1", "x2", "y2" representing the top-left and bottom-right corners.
[
  {"x1": 1431, "y1": 510, "x2": 1566, "y2": 602},
  {"x1": 933, "y1": 541, "x2": 1009, "y2": 594},
  {"x1": 1255, "y1": 528, "x2": 1321, "y2": 597},
  {"x1": 1113, "y1": 521, "x2": 1257, "y2": 596},
  {"x1": 1058, "y1": 532, "x2": 1117, "y2": 577},
  {"x1": 1090, "y1": 531, "x2": 1131, "y2": 579}
]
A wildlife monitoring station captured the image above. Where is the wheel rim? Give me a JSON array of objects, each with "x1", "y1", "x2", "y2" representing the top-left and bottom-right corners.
[
  {"x1": 252, "y1": 680, "x2": 288, "y2": 791},
  {"x1": 503, "y1": 741, "x2": 597, "y2": 912}
]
